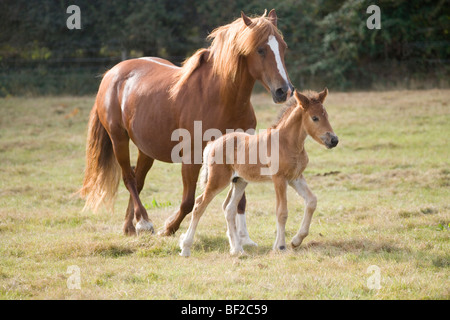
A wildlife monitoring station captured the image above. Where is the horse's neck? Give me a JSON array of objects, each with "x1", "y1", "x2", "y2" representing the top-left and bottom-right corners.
[
  {"x1": 214, "y1": 57, "x2": 256, "y2": 113},
  {"x1": 279, "y1": 109, "x2": 307, "y2": 153}
]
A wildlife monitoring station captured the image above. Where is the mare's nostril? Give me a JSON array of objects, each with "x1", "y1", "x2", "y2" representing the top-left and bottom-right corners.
[{"x1": 275, "y1": 88, "x2": 285, "y2": 98}]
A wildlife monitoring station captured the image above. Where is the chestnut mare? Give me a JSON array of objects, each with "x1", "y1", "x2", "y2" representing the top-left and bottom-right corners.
[
  {"x1": 79, "y1": 10, "x2": 294, "y2": 239},
  {"x1": 179, "y1": 89, "x2": 339, "y2": 257}
]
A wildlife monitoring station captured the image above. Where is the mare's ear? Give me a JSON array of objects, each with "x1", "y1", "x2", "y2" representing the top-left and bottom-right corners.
[
  {"x1": 318, "y1": 87, "x2": 328, "y2": 103},
  {"x1": 268, "y1": 9, "x2": 277, "y2": 27},
  {"x1": 294, "y1": 90, "x2": 309, "y2": 111},
  {"x1": 241, "y1": 11, "x2": 253, "y2": 27}
]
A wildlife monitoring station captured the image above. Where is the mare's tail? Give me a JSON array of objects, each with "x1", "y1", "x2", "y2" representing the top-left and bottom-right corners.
[{"x1": 78, "y1": 104, "x2": 121, "y2": 212}]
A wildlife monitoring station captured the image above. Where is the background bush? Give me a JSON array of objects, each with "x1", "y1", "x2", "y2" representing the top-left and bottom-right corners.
[{"x1": 0, "y1": 0, "x2": 448, "y2": 96}]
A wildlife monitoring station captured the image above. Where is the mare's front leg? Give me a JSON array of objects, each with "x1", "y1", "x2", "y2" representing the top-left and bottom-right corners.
[
  {"x1": 272, "y1": 177, "x2": 288, "y2": 251},
  {"x1": 288, "y1": 175, "x2": 317, "y2": 248},
  {"x1": 160, "y1": 163, "x2": 201, "y2": 236}
]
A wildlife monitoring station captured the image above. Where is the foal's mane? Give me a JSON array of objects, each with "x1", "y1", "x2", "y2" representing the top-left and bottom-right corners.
[
  {"x1": 272, "y1": 91, "x2": 322, "y2": 128},
  {"x1": 170, "y1": 12, "x2": 282, "y2": 98}
]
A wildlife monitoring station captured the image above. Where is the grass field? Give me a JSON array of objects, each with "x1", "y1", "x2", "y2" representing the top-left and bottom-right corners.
[{"x1": 0, "y1": 89, "x2": 449, "y2": 299}]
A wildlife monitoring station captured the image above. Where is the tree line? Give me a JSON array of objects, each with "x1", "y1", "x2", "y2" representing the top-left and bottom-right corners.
[{"x1": 0, "y1": 0, "x2": 448, "y2": 95}]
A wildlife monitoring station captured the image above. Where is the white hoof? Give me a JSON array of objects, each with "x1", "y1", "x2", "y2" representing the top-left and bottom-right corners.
[
  {"x1": 180, "y1": 248, "x2": 191, "y2": 257},
  {"x1": 179, "y1": 233, "x2": 192, "y2": 257},
  {"x1": 291, "y1": 234, "x2": 306, "y2": 248},
  {"x1": 240, "y1": 236, "x2": 258, "y2": 247},
  {"x1": 230, "y1": 246, "x2": 245, "y2": 256},
  {"x1": 235, "y1": 213, "x2": 257, "y2": 247},
  {"x1": 136, "y1": 220, "x2": 154, "y2": 235}
]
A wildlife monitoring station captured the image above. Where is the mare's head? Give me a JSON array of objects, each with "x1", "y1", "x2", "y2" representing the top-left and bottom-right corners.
[
  {"x1": 294, "y1": 89, "x2": 338, "y2": 149},
  {"x1": 208, "y1": 9, "x2": 294, "y2": 103}
]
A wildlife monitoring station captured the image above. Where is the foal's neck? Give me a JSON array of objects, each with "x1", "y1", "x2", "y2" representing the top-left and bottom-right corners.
[{"x1": 279, "y1": 107, "x2": 308, "y2": 153}]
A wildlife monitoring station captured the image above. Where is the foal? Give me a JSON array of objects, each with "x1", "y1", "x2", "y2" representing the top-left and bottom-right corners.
[{"x1": 180, "y1": 89, "x2": 338, "y2": 256}]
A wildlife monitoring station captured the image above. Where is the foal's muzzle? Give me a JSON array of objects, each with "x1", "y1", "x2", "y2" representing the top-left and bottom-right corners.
[{"x1": 322, "y1": 132, "x2": 339, "y2": 149}]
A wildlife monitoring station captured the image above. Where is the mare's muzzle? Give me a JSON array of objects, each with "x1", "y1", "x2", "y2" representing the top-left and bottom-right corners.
[{"x1": 271, "y1": 83, "x2": 294, "y2": 104}]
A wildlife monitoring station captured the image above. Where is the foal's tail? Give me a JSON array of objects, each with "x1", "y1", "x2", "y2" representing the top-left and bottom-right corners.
[
  {"x1": 199, "y1": 142, "x2": 213, "y2": 191},
  {"x1": 78, "y1": 104, "x2": 121, "y2": 212}
]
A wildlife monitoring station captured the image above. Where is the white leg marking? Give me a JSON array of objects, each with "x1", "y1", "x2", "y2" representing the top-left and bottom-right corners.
[
  {"x1": 235, "y1": 213, "x2": 258, "y2": 247},
  {"x1": 179, "y1": 196, "x2": 204, "y2": 257},
  {"x1": 273, "y1": 219, "x2": 287, "y2": 251},
  {"x1": 223, "y1": 180, "x2": 247, "y2": 255},
  {"x1": 136, "y1": 219, "x2": 154, "y2": 235},
  {"x1": 267, "y1": 35, "x2": 289, "y2": 84},
  {"x1": 179, "y1": 191, "x2": 219, "y2": 257}
]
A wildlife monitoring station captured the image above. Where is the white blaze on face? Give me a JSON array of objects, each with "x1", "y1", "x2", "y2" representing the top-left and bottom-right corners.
[{"x1": 267, "y1": 35, "x2": 289, "y2": 84}]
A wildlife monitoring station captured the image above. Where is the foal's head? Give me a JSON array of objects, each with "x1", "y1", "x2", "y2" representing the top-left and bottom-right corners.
[{"x1": 294, "y1": 89, "x2": 339, "y2": 149}]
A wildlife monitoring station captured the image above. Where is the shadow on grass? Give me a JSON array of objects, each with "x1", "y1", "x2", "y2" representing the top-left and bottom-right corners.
[
  {"x1": 297, "y1": 238, "x2": 411, "y2": 261},
  {"x1": 96, "y1": 245, "x2": 135, "y2": 258},
  {"x1": 192, "y1": 234, "x2": 275, "y2": 256},
  {"x1": 193, "y1": 234, "x2": 229, "y2": 253}
]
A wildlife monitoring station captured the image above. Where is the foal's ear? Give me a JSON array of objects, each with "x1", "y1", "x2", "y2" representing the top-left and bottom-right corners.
[
  {"x1": 241, "y1": 11, "x2": 253, "y2": 27},
  {"x1": 318, "y1": 87, "x2": 328, "y2": 103},
  {"x1": 268, "y1": 9, "x2": 278, "y2": 27},
  {"x1": 294, "y1": 90, "x2": 309, "y2": 110}
]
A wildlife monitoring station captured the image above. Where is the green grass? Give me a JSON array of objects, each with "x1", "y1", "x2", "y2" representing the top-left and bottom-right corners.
[{"x1": 0, "y1": 90, "x2": 449, "y2": 299}]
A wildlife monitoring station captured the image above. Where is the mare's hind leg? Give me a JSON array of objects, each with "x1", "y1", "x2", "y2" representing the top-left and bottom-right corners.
[
  {"x1": 223, "y1": 179, "x2": 248, "y2": 255},
  {"x1": 159, "y1": 163, "x2": 201, "y2": 236},
  {"x1": 109, "y1": 128, "x2": 154, "y2": 234},
  {"x1": 288, "y1": 175, "x2": 317, "y2": 248},
  {"x1": 123, "y1": 150, "x2": 154, "y2": 235}
]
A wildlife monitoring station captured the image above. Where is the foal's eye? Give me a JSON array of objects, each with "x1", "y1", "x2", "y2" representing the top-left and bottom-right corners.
[
  {"x1": 257, "y1": 47, "x2": 265, "y2": 56},
  {"x1": 312, "y1": 116, "x2": 319, "y2": 122}
]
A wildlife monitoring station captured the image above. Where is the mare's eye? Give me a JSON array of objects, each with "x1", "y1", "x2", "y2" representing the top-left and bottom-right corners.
[
  {"x1": 257, "y1": 47, "x2": 265, "y2": 56},
  {"x1": 312, "y1": 116, "x2": 319, "y2": 122}
]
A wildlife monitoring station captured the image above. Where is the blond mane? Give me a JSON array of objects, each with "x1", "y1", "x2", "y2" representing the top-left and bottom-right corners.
[{"x1": 170, "y1": 11, "x2": 282, "y2": 98}]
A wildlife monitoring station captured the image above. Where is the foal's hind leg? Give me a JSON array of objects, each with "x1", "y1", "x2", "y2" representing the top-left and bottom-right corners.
[
  {"x1": 180, "y1": 165, "x2": 232, "y2": 257},
  {"x1": 179, "y1": 192, "x2": 215, "y2": 257},
  {"x1": 288, "y1": 175, "x2": 317, "y2": 248},
  {"x1": 110, "y1": 129, "x2": 154, "y2": 234},
  {"x1": 123, "y1": 150, "x2": 154, "y2": 235},
  {"x1": 223, "y1": 179, "x2": 248, "y2": 255},
  {"x1": 235, "y1": 193, "x2": 258, "y2": 247}
]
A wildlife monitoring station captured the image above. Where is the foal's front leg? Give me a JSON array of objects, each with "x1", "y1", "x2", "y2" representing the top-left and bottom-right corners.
[
  {"x1": 273, "y1": 177, "x2": 288, "y2": 251},
  {"x1": 288, "y1": 175, "x2": 317, "y2": 248}
]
